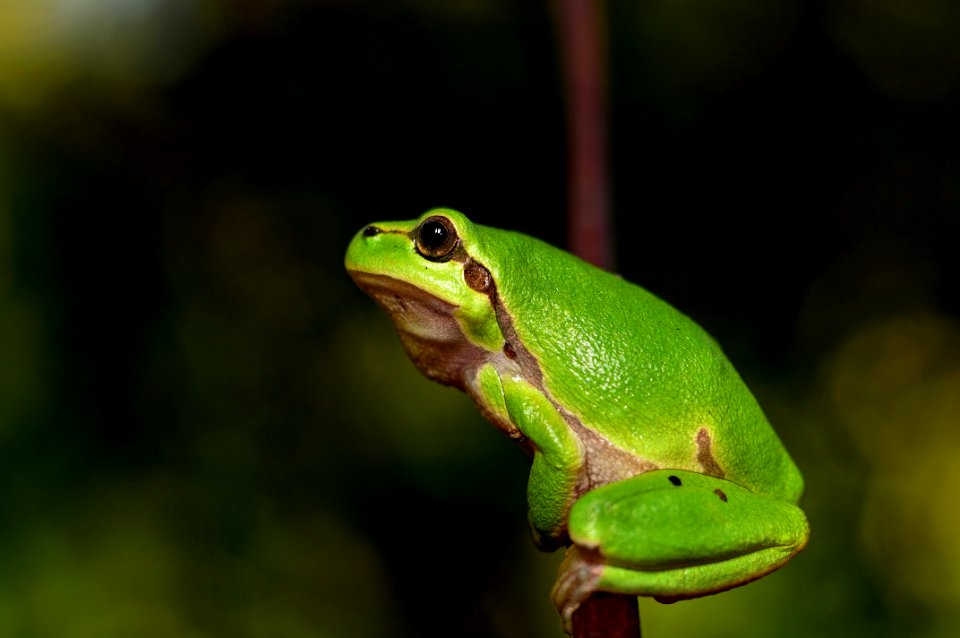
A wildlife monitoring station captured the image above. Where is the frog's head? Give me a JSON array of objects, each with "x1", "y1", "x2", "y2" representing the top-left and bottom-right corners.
[{"x1": 345, "y1": 208, "x2": 504, "y2": 386}]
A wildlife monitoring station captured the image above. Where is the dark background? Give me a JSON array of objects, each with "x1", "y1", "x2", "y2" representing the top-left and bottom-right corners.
[{"x1": 1, "y1": 1, "x2": 958, "y2": 636}]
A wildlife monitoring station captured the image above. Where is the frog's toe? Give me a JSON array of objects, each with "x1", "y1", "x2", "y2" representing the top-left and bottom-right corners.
[{"x1": 551, "y1": 546, "x2": 604, "y2": 634}]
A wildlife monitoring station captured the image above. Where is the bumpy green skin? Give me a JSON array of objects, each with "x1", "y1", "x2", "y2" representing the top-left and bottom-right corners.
[
  {"x1": 468, "y1": 214, "x2": 802, "y2": 500},
  {"x1": 345, "y1": 209, "x2": 809, "y2": 633}
]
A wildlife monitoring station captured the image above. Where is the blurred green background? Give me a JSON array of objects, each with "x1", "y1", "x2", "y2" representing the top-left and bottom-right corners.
[{"x1": 1, "y1": 1, "x2": 958, "y2": 636}]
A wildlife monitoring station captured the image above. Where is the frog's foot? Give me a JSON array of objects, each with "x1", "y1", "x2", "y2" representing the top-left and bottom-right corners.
[
  {"x1": 552, "y1": 469, "x2": 809, "y2": 632},
  {"x1": 551, "y1": 545, "x2": 605, "y2": 634}
]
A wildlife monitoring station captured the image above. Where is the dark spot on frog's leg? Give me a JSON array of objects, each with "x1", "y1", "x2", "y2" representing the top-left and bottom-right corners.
[
  {"x1": 714, "y1": 488, "x2": 728, "y2": 502},
  {"x1": 503, "y1": 342, "x2": 517, "y2": 359},
  {"x1": 668, "y1": 475, "x2": 682, "y2": 486},
  {"x1": 696, "y1": 427, "x2": 725, "y2": 479}
]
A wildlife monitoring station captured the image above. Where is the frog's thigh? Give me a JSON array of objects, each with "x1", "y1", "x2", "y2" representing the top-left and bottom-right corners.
[{"x1": 565, "y1": 469, "x2": 808, "y2": 599}]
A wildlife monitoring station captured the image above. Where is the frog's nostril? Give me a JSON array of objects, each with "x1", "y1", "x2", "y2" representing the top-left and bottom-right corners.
[{"x1": 363, "y1": 225, "x2": 381, "y2": 237}]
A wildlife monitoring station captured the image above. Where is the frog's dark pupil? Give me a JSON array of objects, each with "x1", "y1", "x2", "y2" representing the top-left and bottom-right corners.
[{"x1": 420, "y1": 221, "x2": 447, "y2": 249}]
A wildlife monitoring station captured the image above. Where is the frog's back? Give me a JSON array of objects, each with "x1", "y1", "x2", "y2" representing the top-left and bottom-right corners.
[{"x1": 475, "y1": 224, "x2": 803, "y2": 503}]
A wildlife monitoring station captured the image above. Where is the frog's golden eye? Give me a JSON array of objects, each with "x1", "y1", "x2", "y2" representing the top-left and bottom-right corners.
[{"x1": 415, "y1": 216, "x2": 459, "y2": 261}]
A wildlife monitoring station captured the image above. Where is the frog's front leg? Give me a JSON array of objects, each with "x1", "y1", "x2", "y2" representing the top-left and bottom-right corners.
[
  {"x1": 473, "y1": 364, "x2": 585, "y2": 548},
  {"x1": 553, "y1": 469, "x2": 809, "y2": 631}
]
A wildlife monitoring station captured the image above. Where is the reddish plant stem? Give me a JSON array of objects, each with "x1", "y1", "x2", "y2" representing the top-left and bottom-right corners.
[
  {"x1": 553, "y1": 1, "x2": 638, "y2": 635},
  {"x1": 554, "y1": 0, "x2": 614, "y2": 270},
  {"x1": 572, "y1": 593, "x2": 642, "y2": 638}
]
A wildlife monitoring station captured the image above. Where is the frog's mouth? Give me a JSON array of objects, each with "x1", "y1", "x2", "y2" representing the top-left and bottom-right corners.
[{"x1": 348, "y1": 270, "x2": 488, "y2": 389}]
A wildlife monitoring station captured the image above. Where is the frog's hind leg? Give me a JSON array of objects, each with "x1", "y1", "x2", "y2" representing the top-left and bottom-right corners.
[{"x1": 552, "y1": 469, "x2": 808, "y2": 631}]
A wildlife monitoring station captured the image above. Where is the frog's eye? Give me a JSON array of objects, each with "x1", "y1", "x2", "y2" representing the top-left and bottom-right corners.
[{"x1": 415, "y1": 216, "x2": 459, "y2": 261}]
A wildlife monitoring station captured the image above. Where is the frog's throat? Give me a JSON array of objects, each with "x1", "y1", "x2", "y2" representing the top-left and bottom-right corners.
[{"x1": 347, "y1": 270, "x2": 492, "y2": 389}]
